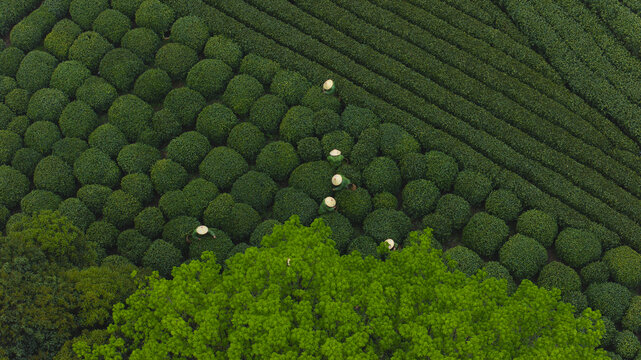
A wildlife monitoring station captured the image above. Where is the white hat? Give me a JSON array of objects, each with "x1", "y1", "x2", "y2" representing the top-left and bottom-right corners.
[
  {"x1": 329, "y1": 149, "x2": 341, "y2": 156},
  {"x1": 324, "y1": 196, "x2": 336, "y2": 208},
  {"x1": 385, "y1": 238, "x2": 395, "y2": 250},
  {"x1": 196, "y1": 225, "x2": 209, "y2": 235},
  {"x1": 323, "y1": 79, "x2": 334, "y2": 90},
  {"x1": 287, "y1": 258, "x2": 291, "y2": 266},
  {"x1": 331, "y1": 174, "x2": 343, "y2": 186}
]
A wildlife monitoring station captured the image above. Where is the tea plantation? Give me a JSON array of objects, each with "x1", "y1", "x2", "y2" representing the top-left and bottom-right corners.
[{"x1": 1, "y1": 0, "x2": 641, "y2": 358}]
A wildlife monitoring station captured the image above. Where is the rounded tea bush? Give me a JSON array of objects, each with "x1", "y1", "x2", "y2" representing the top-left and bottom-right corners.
[
  {"x1": 272, "y1": 188, "x2": 318, "y2": 226},
  {"x1": 363, "y1": 208, "x2": 412, "y2": 243},
  {"x1": 312, "y1": 108, "x2": 341, "y2": 137},
  {"x1": 120, "y1": 173, "x2": 154, "y2": 204},
  {"x1": 603, "y1": 246, "x2": 641, "y2": 289},
  {"x1": 204, "y1": 35, "x2": 243, "y2": 70},
  {"x1": 347, "y1": 235, "x2": 379, "y2": 259},
  {"x1": 623, "y1": 296, "x2": 641, "y2": 333},
  {"x1": 199, "y1": 147, "x2": 249, "y2": 191},
  {"x1": 249, "y1": 94, "x2": 287, "y2": 135},
  {"x1": 166, "y1": 131, "x2": 210, "y2": 172},
  {"x1": 92, "y1": 9, "x2": 131, "y2": 44},
  {"x1": 58, "y1": 197, "x2": 95, "y2": 232},
  {"x1": 239, "y1": 53, "x2": 280, "y2": 86},
  {"x1": 4, "y1": 89, "x2": 29, "y2": 115},
  {"x1": 120, "y1": 27, "x2": 160, "y2": 64},
  {"x1": 6, "y1": 116, "x2": 30, "y2": 137},
  {"x1": 580, "y1": 261, "x2": 610, "y2": 287},
  {"x1": 421, "y1": 212, "x2": 452, "y2": 243},
  {"x1": 588, "y1": 223, "x2": 622, "y2": 252},
  {"x1": 103, "y1": 190, "x2": 143, "y2": 229},
  {"x1": 363, "y1": 157, "x2": 402, "y2": 195},
  {"x1": 481, "y1": 261, "x2": 517, "y2": 295},
  {"x1": 69, "y1": 0, "x2": 109, "y2": 30},
  {"x1": 289, "y1": 161, "x2": 333, "y2": 203},
  {"x1": 318, "y1": 212, "x2": 353, "y2": 253},
  {"x1": 135, "y1": 0, "x2": 174, "y2": 35},
  {"x1": 499, "y1": 234, "x2": 548, "y2": 280},
  {"x1": 150, "y1": 159, "x2": 189, "y2": 195},
  {"x1": 255, "y1": 141, "x2": 300, "y2": 182},
  {"x1": 379, "y1": 123, "x2": 420, "y2": 162},
  {"x1": 537, "y1": 261, "x2": 581, "y2": 294},
  {"x1": 152, "y1": 109, "x2": 181, "y2": 144},
  {"x1": 20, "y1": 189, "x2": 62, "y2": 215},
  {"x1": 186, "y1": 59, "x2": 233, "y2": 101},
  {"x1": 300, "y1": 86, "x2": 341, "y2": 113},
  {"x1": 222, "y1": 74, "x2": 264, "y2": 116},
  {"x1": 50, "y1": 61, "x2": 91, "y2": 98},
  {"x1": 75, "y1": 76, "x2": 118, "y2": 113},
  {"x1": 0, "y1": 47, "x2": 25, "y2": 77},
  {"x1": 44, "y1": 19, "x2": 83, "y2": 61},
  {"x1": 401, "y1": 179, "x2": 440, "y2": 220},
  {"x1": 58, "y1": 101, "x2": 98, "y2": 140},
  {"x1": 555, "y1": 228, "x2": 602, "y2": 269},
  {"x1": 614, "y1": 330, "x2": 641, "y2": 360},
  {"x1": 24, "y1": 121, "x2": 61, "y2": 155},
  {"x1": 77, "y1": 184, "x2": 111, "y2": 216},
  {"x1": 26, "y1": 88, "x2": 68, "y2": 123},
  {"x1": 279, "y1": 106, "x2": 315, "y2": 145},
  {"x1": 0, "y1": 76, "x2": 15, "y2": 103},
  {"x1": 111, "y1": 0, "x2": 145, "y2": 19},
  {"x1": 116, "y1": 228, "x2": 151, "y2": 265},
  {"x1": 11, "y1": 148, "x2": 42, "y2": 178},
  {"x1": 162, "y1": 215, "x2": 199, "y2": 255},
  {"x1": 230, "y1": 170, "x2": 278, "y2": 214},
  {"x1": 203, "y1": 194, "x2": 260, "y2": 243},
  {"x1": 462, "y1": 212, "x2": 509, "y2": 258},
  {"x1": 444, "y1": 246, "x2": 484, "y2": 277},
  {"x1": 585, "y1": 281, "x2": 632, "y2": 323},
  {"x1": 74, "y1": 148, "x2": 121, "y2": 188},
  {"x1": 249, "y1": 219, "x2": 281, "y2": 247},
  {"x1": 297, "y1": 137, "x2": 323, "y2": 163},
  {"x1": 142, "y1": 239, "x2": 182, "y2": 278},
  {"x1": 372, "y1": 192, "x2": 398, "y2": 210},
  {"x1": 107, "y1": 94, "x2": 153, "y2": 142},
  {"x1": 485, "y1": 189, "x2": 522, "y2": 222},
  {"x1": 0, "y1": 130, "x2": 22, "y2": 165},
  {"x1": 195, "y1": 103, "x2": 238, "y2": 146},
  {"x1": 99, "y1": 48, "x2": 145, "y2": 92},
  {"x1": 399, "y1": 152, "x2": 428, "y2": 182},
  {"x1": 170, "y1": 16, "x2": 209, "y2": 52},
  {"x1": 158, "y1": 190, "x2": 188, "y2": 220},
  {"x1": 10, "y1": 9, "x2": 56, "y2": 52},
  {"x1": 155, "y1": 43, "x2": 198, "y2": 81},
  {"x1": 189, "y1": 229, "x2": 233, "y2": 265},
  {"x1": 340, "y1": 105, "x2": 381, "y2": 139},
  {"x1": 115, "y1": 143, "x2": 160, "y2": 175},
  {"x1": 183, "y1": 178, "x2": 219, "y2": 219},
  {"x1": 134, "y1": 206, "x2": 165, "y2": 240},
  {"x1": 335, "y1": 186, "x2": 372, "y2": 225},
  {"x1": 453, "y1": 170, "x2": 492, "y2": 207},
  {"x1": 33, "y1": 155, "x2": 76, "y2": 197},
  {"x1": 321, "y1": 130, "x2": 354, "y2": 158},
  {"x1": 0, "y1": 166, "x2": 31, "y2": 209},
  {"x1": 68, "y1": 31, "x2": 114, "y2": 73},
  {"x1": 516, "y1": 209, "x2": 558, "y2": 248},
  {"x1": 86, "y1": 220, "x2": 119, "y2": 249},
  {"x1": 163, "y1": 87, "x2": 206, "y2": 128},
  {"x1": 88, "y1": 123, "x2": 127, "y2": 159},
  {"x1": 51, "y1": 137, "x2": 88, "y2": 166},
  {"x1": 270, "y1": 70, "x2": 311, "y2": 106},
  {"x1": 435, "y1": 194, "x2": 471, "y2": 230}
]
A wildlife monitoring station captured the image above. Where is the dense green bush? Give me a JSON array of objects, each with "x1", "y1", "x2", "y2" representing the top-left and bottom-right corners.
[
  {"x1": 103, "y1": 190, "x2": 142, "y2": 229},
  {"x1": 73, "y1": 148, "x2": 121, "y2": 188},
  {"x1": 398, "y1": 152, "x2": 428, "y2": 182},
  {"x1": 132, "y1": 68, "x2": 171, "y2": 104},
  {"x1": 339, "y1": 105, "x2": 380, "y2": 139},
  {"x1": 107, "y1": 94, "x2": 153, "y2": 142},
  {"x1": 346, "y1": 235, "x2": 378, "y2": 259},
  {"x1": 312, "y1": 108, "x2": 341, "y2": 137},
  {"x1": 249, "y1": 94, "x2": 287, "y2": 135},
  {"x1": 111, "y1": 0, "x2": 144, "y2": 19},
  {"x1": 462, "y1": 212, "x2": 509, "y2": 258},
  {"x1": 363, "y1": 208, "x2": 411, "y2": 243},
  {"x1": 600, "y1": 317, "x2": 617, "y2": 348},
  {"x1": 116, "y1": 228, "x2": 150, "y2": 265},
  {"x1": 51, "y1": 137, "x2": 88, "y2": 166},
  {"x1": 270, "y1": 70, "x2": 311, "y2": 106},
  {"x1": 44, "y1": 19, "x2": 82, "y2": 60},
  {"x1": 289, "y1": 161, "x2": 333, "y2": 203},
  {"x1": 516, "y1": 209, "x2": 558, "y2": 248},
  {"x1": 435, "y1": 194, "x2": 471, "y2": 230},
  {"x1": 141, "y1": 239, "x2": 181, "y2": 278},
  {"x1": 586, "y1": 281, "x2": 632, "y2": 322},
  {"x1": 231, "y1": 171, "x2": 278, "y2": 214},
  {"x1": 614, "y1": 330, "x2": 640, "y2": 359},
  {"x1": 6, "y1": 115, "x2": 29, "y2": 136},
  {"x1": 0, "y1": 47, "x2": 24, "y2": 78},
  {"x1": 101, "y1": 255, "x2": 132, "y2": 267},
  {"x1": 120, "y1": 27, "x2": 160, "y2": 64},
  {"x1": 499, "y1": 234, "x2": 548, "y2": 280},
  {"x1": 0, "y1": 165, "x2": 29, "y2": 210},
  {"x1": 182, "y1": 178, "x2": 219, "y2": 219},
  {"x1": 150, "y1": 159, "x2": 189, "y2": 195},
  {"x1": 249, "y1": 219, "x2": 280, "y2": 247},
  {"x1": 297, "y1": 136, "x2": 323, "y2": 162},
  {"x1": 222, "y1": 124, "x2": 265, "y2": 170},
  {"x1": 421, "y1": 212, "x2": 452, "y2": 243},
  {"x1": 603, "y1": 246, "x2": 641, "y2": 289},
  {"x1": 321, "y1": 130, "x2": 354, "y2": 158},
  {"x1": 372, "y1": 191, "x2": 398, "y2": 210},
  {"x1": 318, "y1": 212, "x2": 353, "y2": 253},
  {"x1": 225, "y1": 243, "x2": 250, "y2": 266},
  {"x1": 300, "y1": 86, "x2": 341, "y2": 113},
  {"x1": 77, "y1": 184, "x2": 111, "y2": 216},
  {"x1": 155, "y1": 43, "x2": 198, "y2": 81},
  {"x1": 88, "y1": 123, "x2": 127, "y2": 159},
  {"x1": 443, "y1": 245, "x2": 483, "y2": 277},
  {"x1": 485, "y1": 189, "x2": 522, "y2": 222},
  {"x1": 16, "y1": 50, "x2": 58, "y2": 94},
  {"x1": 134, "y1": 206, "x2": 165, "y2": 240},
  {"x1": 68, "y1": 31, "x2": 113, "y2": 72},
  {"x1": 222, "y1": 74, "x2": 264, "y2": 116},
  {"x1": 33, "y1": 155, "x2": 76, "y2": 197},
  {"x1": 162, "y1": 215, "x2": 199, "y2": 255},
  {"x1": 10, "y1": 9, "x2": 57, "y2": 52},
  {"x1": 58, "y1": 101, "x2": 97, "y2": 140},
  {"x1": 69, "y1": 0, "x2": 108, "y2": 30},
  {"x1": 0, "y1": 76, "x2": 15, "y2": 103},
  {"x1": 75, "y1": 76, "x2": 118, "y2": 113},
  {"x1": 24, "y1": 121, "x2": 61, "y2": 155},
  {"x1": 555, "y1": 228, "x2": 602, "y2": 269},
  {"x1": 239, "y1": 53, "x2": 280, "y2": 86},
  {"x1": 151, "y1": 109, "x2": 181, "y2": 144},
  {"x1": 0, "y1": 130, "x2": 21, "y2": 165},
  {"x1": 169, "y1": 16, "x2": 208, "y2": 52},
  {"x1": 588, "y1": 223, "x2": 622, "y2": 253},
  {"x1": 379, "y1": 123, "x2": 420, "y2": 162},
  {"x1": 480, "y1": 261, "x2": 517, "y2": 295},
  {"x1": 272, "y1": 187, "x2": 318, "y2": 226},
  {"x1": 120, "y1": 173, "x2": 154, "y2": 204},
  {"x1": 4, "y1": 88, "x2": 29, "y2": 115},
  {"x1": 195, "y1": 103, "x2": 237, "y2": 146},
  {"x1": 623, "y1": 296, "x2": 641, "y2": 334},
  {"x1": 334, "y1": 187, "x2": 371, "y2": 225},
  {"x1": 401, "y1": 179, "x2": 440, "y2": 220},
  {"x1": 163, "y1": 87, "x2": 205, "y2": 128},
  {"x1": 199, "y1": 147, "x2": 248, "y2": 191},
  {"x1": 166, "y1": 131, "x2": 210, "y2": 172},
  {"x1": 10, "y1": 148, "x2": 42, "y2": 181},
  {"x1": 26, "y1": 88, "x2": 68, "y2": 123},
  {"x1": 99, "y1": 48, "x2": 144, "y2": 92},
  {"x1": 135, "y1": 0, "x2": 174, "y2": 35},
  {"x1": 92, "y1": 9, "x2": 130, "y2": 44},
  {"x1": 350, "y1": 135, "x2": 380, "y2": 171},
  {"x1": 255, "y1": 141, "x2": 300, "y2": 182},
  {"x1": 580, "y1": 261, "x2": 610, "y2": 287},
  {"x1": 363, "y1": 156, "x2": 401, "y2": 195},
  {"x1": 203, "y1": 194, "x2": 260, "y2": 243},
  {"x1": 537, "y1": 261, "x2": 581, "y2": 294},
  {"x1": 20, "y1": 189, "x2": 62, "y2": 215},
  {"x1": 158, "y1": 190, "x2": 188, "y2": 220},
  {"x1": 186, "y1": 59, "x2": 233, "y2": 101},
  {"x1": 57, "y1": 197, "x2": 95, "y2": 232},
  {"x1": 86, "y1": 220, "x2": 118, "y2": 249},
  {"x1": 203, "y1": 35, "x2": 242, "y2": 70},
  {"x1": 188, "y1": 229, "x2": 233, "y2": 265},
  {"x1": 453, "y1": 170, "x2": 493, "y2": 207},
  {"x1": 561, "y1": 290, "x2": 588, "y2": 316}
]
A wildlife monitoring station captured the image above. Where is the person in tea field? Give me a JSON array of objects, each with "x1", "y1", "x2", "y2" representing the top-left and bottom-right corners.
[
  {"x1": 322, "y1": 79, "x2": 336, "y2": 95},
  {"x1": 332, "y1": 174, "x2": 356, "y2": 191},
  {"x1": 327, "y1": 149, "x2": 344, "y2": 168},
  {"x1": 384, "y1": 238, "x2": 398, "y2": 251},
  {"x1": 187, "y1": 225, "x2": 216, "y2": 244},
  {"x1": 318, "y1": 196, "x2": 337, "y2": 215}
]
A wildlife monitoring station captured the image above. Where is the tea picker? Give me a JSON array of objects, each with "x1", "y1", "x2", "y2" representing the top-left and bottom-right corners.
[
  {"x1": 384, "y1": 238, "x2": 398, "y2": 251},
  {"x1": 187, "y1": 225, "x2": 216, "y2": 244},
  {"x1": 323, "y1": 79, "x2": 336, "y2": 95},
  {"x1": 318, "y1": 196, "x2": 337, "y2": 215},
  {"x1": 332, "y1": 174, "x2": 356, "y2": 191},
  {"x1": 327, "y1": 149, "x2": 344, "y2": 168}
]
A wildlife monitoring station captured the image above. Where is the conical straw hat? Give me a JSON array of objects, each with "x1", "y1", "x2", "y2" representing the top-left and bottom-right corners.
[
  {"x1": 324, "y1": 196, "x2": 336, "y2": 207},
  {"x1": 385, "y1": 238, "x2": 395, "y2": 250},
  {"x1": 323, "y1": 79, "x2": 334, "y2": 90},
  {"x1": 332, "y1": 174, "x2": 343, "y2": 186},
  {"x1": 196, "y1": 225, "x2": 209, "y2": 235},
  {"x1": 329, "y1": 149, "x2": 341, "y2": 156}
]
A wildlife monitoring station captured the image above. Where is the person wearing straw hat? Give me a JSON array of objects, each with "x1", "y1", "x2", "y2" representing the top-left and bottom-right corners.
[
  {"x1": 384, "y1": 238, "x2": 398, "y2": 251},
  {"x1": 323, "y1": 79, "x2": 336, "y2": 95},
  {"x1": 318, "y1": 196, "x2": 337, "y2": 214},
  {"x1": 332, "y1": 174, "x2": 356, "y2": 191},
  {"x1": 327, "y1": 149, "x2": 344, "y2": 168},
  {"x1": 187, "y1": 225, "x2": 217, "y2": 244}
]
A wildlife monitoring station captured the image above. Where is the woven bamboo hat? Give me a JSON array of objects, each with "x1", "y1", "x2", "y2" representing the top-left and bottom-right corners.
[
  {"x1": 323, "y1": 79, "x2": 334, "y2": 91},
  {"x1": 324, "y1": 196, "x2": 336, "y2": 207},
  {"x1": 385, "y1": 238, "x2": 395, "y2": 250},
  {"x1": 329, "y1": 149, "x2": 341, "y2": 156},
  {"x1": 331, "y1": 174, "x2": 343, "y2": 186},
  {"x1": 196, "y1": 225, "x2": 209, "y2": 235}
]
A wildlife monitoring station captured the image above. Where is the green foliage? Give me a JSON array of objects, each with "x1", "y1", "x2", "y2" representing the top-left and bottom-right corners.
[
  {"x1": 588, "y1": 223, "x2": 622, "y2": 253},
  {"x1": 562, "y1": 290, "x2": 589, "y2": 316},
  {"x1": 4, "y1": 88, "x2": 29, "y2": 115},
  {"x1": 462, "y1": 212, "x2": 509, "y2": 258},
  {"x1": 485, "y1": 189, "x2": 522, "y2": 222},
  {"x1": 86, "y1": 220, "x2": 118, "y2": 249},
  {"x1": 499, "y1": 234, "x2": 548, "y2": 280},
  {"x1": 0, "y1": 47, "x2": 24, "y2": 77},
  {"x1": 239, "y1": 53, "x2": 280, "y2": 86},
  {"x1": 363, "y1": 156, "x2": 401, "y2": 195},
  {"x1": 586, "y1": 281, "x2": 632, "y2": 323},
  {"x1": 188, "y1": 229, "x2": 233, "y2": 265},
  {"x1": 335, "y1": 187, "x2": 372, "y2": 225},
  {"x1": 135, "y1": 0, "x2": 174, "y2": 35},
  {"x1": 199, "y1": 146, "x2": 249, "y2": 191},
  {"x1": 182, "y1": 178, "x2": 219, "y2": 219},
  {"x1": 372, "y1": 191, "x2": 398, "y2": 210},
  {"x1": 623, "y1": 296, "x2": 641, "y2": 334},
  {"x1": 555, "y1": 228, "x2": 602, "y2": 269},
  {"x1": 69, "y1": 0, "x2": 108, "y2": 30},
  {"x1": 601, "y1": 316, "x2": 617, "y2": 348},
  {"x1": 0, "y1": 130, "x2": 21, "y2": 165},
  {"x1": 99, "y1": 48, "x2": 144, "y2": 92},
  {"x1": 339, "y1": 104, "x2": 380, "y2": 139},
  {"x1": 72, "y1": 217, "x2": 609, "y2": 359},
  {"x1": 74, "y1": 148, "x2": 121, "y2": 188},
  {"x1": 301, "y1": 86, "x2": 341, "y2": 113},
  {"x1": 77, "y1": 184, "x2": 111, "y2": 216},
  {"x1": 21, "y1": 189, "x2": 62, "y2": 215},
  {"x1": 0, "y1": 165, "x2": 30, "y2": 209},
  {"x1": 58, "y1": 101, "x2": 97, "y2": 140},
  {"x1": 132, "y1": 68, "x2": 172, "y2": 104},
  {"x1": 516, "y1": 209, "x2": 558, "y2": 248},
  {"x1": 204, "y1": 194, "x2": 261, "y2": 243},
  {"x1": 581, "y1": 261, "x2": 610, "y2": 287},
  {"x1": 321, "y1": 130, "x2": 354, "y2": 158},
  {"x1": 421, "y1": 212, "x2": 452, "y2": 243},
  {"x1": 150, "y1": 159, "x2": 189, "y2": 195},
  {"x1": 297, "y1": 136, "x2": 322, "y2": 162},
  {"x1": 10, "y1": 8, "x2": 57, "y2": 52},
  {"x1": 379, "y1": 123, "x2": 420, "y2": 162},
  {"x1": 537, "y1": 261, "x2": 581, "y2": 295},
  {"x1": 248, "y1": 94, "x2": 287, "y2": 135},
  {"x1": 16, "y1": 50, "x2": 58, "y2": 94},
  {"x1": 100, "y1": 255, "x2": 132, "y2": 267},
  {"x1": 481, "y1": 261, "x2": 517, "y2": 295},
  {"x1": 204, "y1": 35, "x2": 242, "y2": 70},
  {"x1": 88, "y1": 124, "x2": 127, "y2": 159},
  {"x1": 142, "y1": 239, "x2": 182, "y2": 277},
  {"x1": 312, "y1": 108, "x2": 341, "y2": 137},
  {"x1": 603, "y1": 246, "x2": 641, "y2": 289},
  {"x1": 270, "y1": 69, "x2": 311, "y2": 106},
  {"x1": 108, "y1": 94, "x2": 153, "y2": 142},
  {"x1": 272, "y1": 187, "x2": 317, "y2": 225},
  {"x1": 162, "y1": 215, "x2": 199, "y2": 255},
  {"x1": 68, "y1": 31, "x2": 113, "y2": 73},
  {"x1": 363, "y1": 208, "x2": 411, "y2": 243},
  {"x1": 41, "y1": 0, "x2": 72, "y2": 18},
  {"x1": 44, "y1": 19, "x2": 82, "y2": 60},
  {"x1": 33, "y1": 155, "x2": 75, "y2": 197},
  {"x1": 186, "y1": 59, "x2": 233, "y2": 101},
  {"x1": 155, "y1": 43, "x2": 198, "y2": 81},
  {"x1": 24, "y1": 120, "x2": 61, "y2": 155},
  {"x1": 278, "y1": 105, "x2": 315, "y2": 145},
  {"x1": 170, "y1": 16, "x2": 208, "y2": 52},
  {"x1": 163, "y1": 87, "x2": 206, "y2": 128},
  {"x1": 346, "y1": 235, "x2": 378, "y2": 259},
  {"x1": 103, "y1": 190, "x2": 143, "y2": 229},
  {"x1": 92, "y1": 9, "x2": 130, "y2": 44},
  {"x1": 195, "y1": 103, "x2": 237, "y2": 146},
  {"x1": 0, "y1": 205, "x2": 8, "y2": 230},
  {"x1": 134, "y1": 207, "x2": 165, "y2": 240},
  {"x1": 453, "y1": 170, "x2": 493, "y2": 207},
  {"x1": 158, "y1": 190, "x2": 188, "y2": 220},
  {"x1": 115, "y1": 143, "x2": 161, "y2": 176},
  {"x1": 111, "y1": 0, "x2": 144, "y2": 19},
  {"x1": 226, "y1": 123, "x2": 266, "y2": 163},
  {"x1": 27, "y1": 88, "x2": 68, "y2": 123},
  {"x1": 151, "y1": 109, "x2": 181, "y2": 144},
  {"x1": 444, "y1": 245, "x2": 484, "y2": 276},
  {"x1": 435, "y1": 194, "x2": 471, "y2": 230},
  {"x1": 57, "y1": 197, "x2": 94, "y2": 232},
  {"x1": 120, "y1": 27, "x2": 160, "y2": 64},
  {"x1": 231, "y1": 171, "x2": 278, "y2": 214},
  {"x1": 398, "y1": 152, "x2": 427, "y2": 182},
  {"x1": 0, "y1": 76, "x2": 16, "y2": 103},
  {"x1": 117, "y1": 228, "x2": 151, "y2": 265},
  {"x1": 75, "y1": 76, "x2": 118, "y2": 113},
  {"x1": 614, "y1": 330, "x2": 640, "y2": 360},
  {"x1": 318, "y1": 211, "x2": 353, "y2": 253},
  {"x1": 222, "y1": 74, "x2": 264, "y2": 116},
  {"x1": 6, "y1": 115, "x2": 29, "y2": 137},
  {"x1": 52, "y1": 137, "x2": 88, "y2": 166},
  {"x1": 166, "y1": 131, "x2": 210, "y2": 172},
  {"x1": 401, "y1": 179, "x2": 440, "y2": 220},
  {"x1": 288, "y1": 161, "x2": 332, "y2": 203},
  {"x1": 120, "y1": 173, "x2": 154, "y2": 204},
  {"x1": 249, "y1": 219, "x2": 280, "y2": 247}
]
